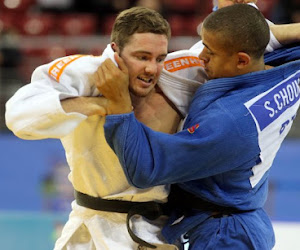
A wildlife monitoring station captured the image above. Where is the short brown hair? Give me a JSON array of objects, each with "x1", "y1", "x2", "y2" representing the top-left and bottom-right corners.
[
  {"x1": 111, "y1": 7, "x2": 171, "y2": 51},
  {"x1": 203, "y1": 4, "x2": 270, "y2": 59}
]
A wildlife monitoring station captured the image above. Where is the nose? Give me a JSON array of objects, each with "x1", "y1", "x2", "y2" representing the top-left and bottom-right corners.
[
  {"x1": 198, "y1": 50, "x2": 208, "y2": 64},
  {"x1": 145, "y1": 61, "x2": 158, "y2": 75}
]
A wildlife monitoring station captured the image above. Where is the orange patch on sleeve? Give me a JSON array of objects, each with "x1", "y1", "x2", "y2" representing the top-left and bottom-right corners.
[
  {"x1": 164, "y1": 56, "x2": 204, "y2": 72},
  {"x1": 48, "y1": 55, "x2": 85, "y2": 82}
]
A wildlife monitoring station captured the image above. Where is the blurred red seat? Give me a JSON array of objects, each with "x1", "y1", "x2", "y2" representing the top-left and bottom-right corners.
[
  {"x1": 101, "y1": 14, "x2": 117, "y2": 35},
  {"x1": 20, "y1": 46, "x2": 80, "y2": 82},
  {"x1": 257, "y1": 0, "x2": 279, "y2": 20},
  {"x1": 0, "y1": 0, "x2": 36, "y2": 13},
  {"x1": 0, "y1": 12, "x2": 19, "y2": 32},
  {"x1": 164, "y1": 0, "x2": 197, "y2": 12},
  {"x1": 58, "y1": 14, "x2": 98, "y2": 36},
  {"x1": 22, "y1": 46, "x2": 80, "y2": 63},
  {"x1": 167, "y1": 15, "x2": 185, "y2": 36},
  {"x1": 183, "y1": 16, "x2": 205, "y2": 36},
  {"x1": 18, "y1": 14, "x2": 56, "y2": 36}
]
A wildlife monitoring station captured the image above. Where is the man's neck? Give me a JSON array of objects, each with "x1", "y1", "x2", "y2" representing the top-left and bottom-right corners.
[
  {"x1": 130, "y1": 86, "x2": 182, "y2": 134},
  {"x1": 130, "y1": 88, "x2": 156, "y2": 110},
  {"x1": 265, "y1": 65, "x2": 274, "y2": 70},
  {"x1": 241, "y1": 59, "x2": 267, "y2": 76},
  {"x1": 252, "y1": 58, "x2": 267, "y2": 72}
]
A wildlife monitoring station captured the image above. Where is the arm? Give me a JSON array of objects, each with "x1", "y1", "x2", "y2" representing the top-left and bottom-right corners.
[
  {"x1": 270, "y1": 23, "x2": 300, "y2": 45},
  {"x1": 61, "y1": 97, "x2": 107, "y2": 116},
  {"x1": 5, "y1": 55, "x2": 106, "y2": 139},
  {"x1": 104, "y1": 111, "x2": 255, "y2": 188}
]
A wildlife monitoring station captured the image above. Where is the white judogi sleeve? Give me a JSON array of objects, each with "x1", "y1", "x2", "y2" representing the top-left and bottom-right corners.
[
  {"x1": 5, "y1": 45, "x2": 115, "y2": 139},
  {"x1": 158, "y1": 44, "x2": 206, "y2": 116},
  {"x1": 265, "y1": 21, "x2": 282, "y2": 53}
]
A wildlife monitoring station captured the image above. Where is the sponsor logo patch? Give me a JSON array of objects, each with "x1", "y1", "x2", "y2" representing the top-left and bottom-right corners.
[
  {"x1": 48, "y1": 55, "x2": 84, "y2": 82},
  {"x1": 164, "y1": 56, "x2": 204, "y2": 72},
  {"x1": 187, "y1": 124, "x2": 199, "y2": 134}
]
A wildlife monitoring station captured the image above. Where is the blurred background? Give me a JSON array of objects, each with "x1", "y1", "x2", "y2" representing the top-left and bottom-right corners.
[{"x1": 0, "y1": 0, "x2": 299, "y2": 249}]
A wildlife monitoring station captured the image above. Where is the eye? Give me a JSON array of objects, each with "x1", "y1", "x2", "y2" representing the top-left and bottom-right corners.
[
  {"x1": 207, "y1": 50, "x2": 214, "y2": 56},
  {"x1": 157, "y1": 57, "x2": 165, "y2": 63},
  {"x1": 203, "y1": 46, "x2": 213, "y2": 56},
  {"x1": 137, "y1": 55, "x2": 149, "y2": 61}
]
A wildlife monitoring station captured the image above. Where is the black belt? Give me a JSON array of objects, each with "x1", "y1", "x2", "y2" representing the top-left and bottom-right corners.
[
  {"x1": 75, "y1": 186, "x2": 253, "y2": 248},
  {"x1": 168, "y1": 185, "x2": 253, "y2": 215},
  {"x1": 74, "y1": 190, "x2": 169, "y2": 249}
]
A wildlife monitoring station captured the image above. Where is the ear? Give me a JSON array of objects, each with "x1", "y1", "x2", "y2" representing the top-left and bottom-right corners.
[
  {"x1": 237, "y1": 52, "x2": 251, "y2": 70},
  {"x1": 111, "y1": 42, "x2": 120, "y2": 54}
]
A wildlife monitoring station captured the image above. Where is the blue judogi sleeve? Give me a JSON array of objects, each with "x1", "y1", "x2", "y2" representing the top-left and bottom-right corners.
[
  {"x1": 264, "y1": 43, "x2": 300, "y2": 66},
  {"x1": 104, "y1": 99, "x2": 259, "y2": 188}
]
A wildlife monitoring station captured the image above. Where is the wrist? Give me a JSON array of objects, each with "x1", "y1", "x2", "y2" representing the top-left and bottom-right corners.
[{"x1": 107, "y1": 99, "x2": 133, "y2": 115}]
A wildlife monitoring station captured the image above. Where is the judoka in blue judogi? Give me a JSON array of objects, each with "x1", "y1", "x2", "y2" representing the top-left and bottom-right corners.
[{"x1": 102, "y1": 5, "x2": 300, "y2": 250}]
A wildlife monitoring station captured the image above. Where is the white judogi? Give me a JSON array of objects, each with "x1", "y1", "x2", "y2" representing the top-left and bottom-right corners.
[{"x1": 5, "y1": 44, "x2": 204, "y2": 250}]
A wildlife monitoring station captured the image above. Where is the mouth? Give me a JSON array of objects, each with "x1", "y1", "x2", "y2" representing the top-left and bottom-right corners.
[{"x1": 137, "y1": 76, "x2": 154, "y2": 86}]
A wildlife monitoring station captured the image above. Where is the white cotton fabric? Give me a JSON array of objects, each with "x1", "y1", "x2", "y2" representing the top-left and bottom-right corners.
[{"x1": 158, "y1": 44, "x2": 205, "y2": 116}]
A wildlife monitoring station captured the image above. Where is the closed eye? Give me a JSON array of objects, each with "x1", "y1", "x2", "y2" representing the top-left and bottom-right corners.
[
  {"x1": 137, "y1": 55, "x2": 149, "y2": 61},
  {"x1": 157, "y1": 56, "x2": 166, "y2": 63}
]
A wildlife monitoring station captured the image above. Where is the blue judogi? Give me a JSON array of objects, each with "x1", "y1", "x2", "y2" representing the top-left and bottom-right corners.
[{"x1": 104, "y1": 46, "x2": 300, "y2": 249}]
